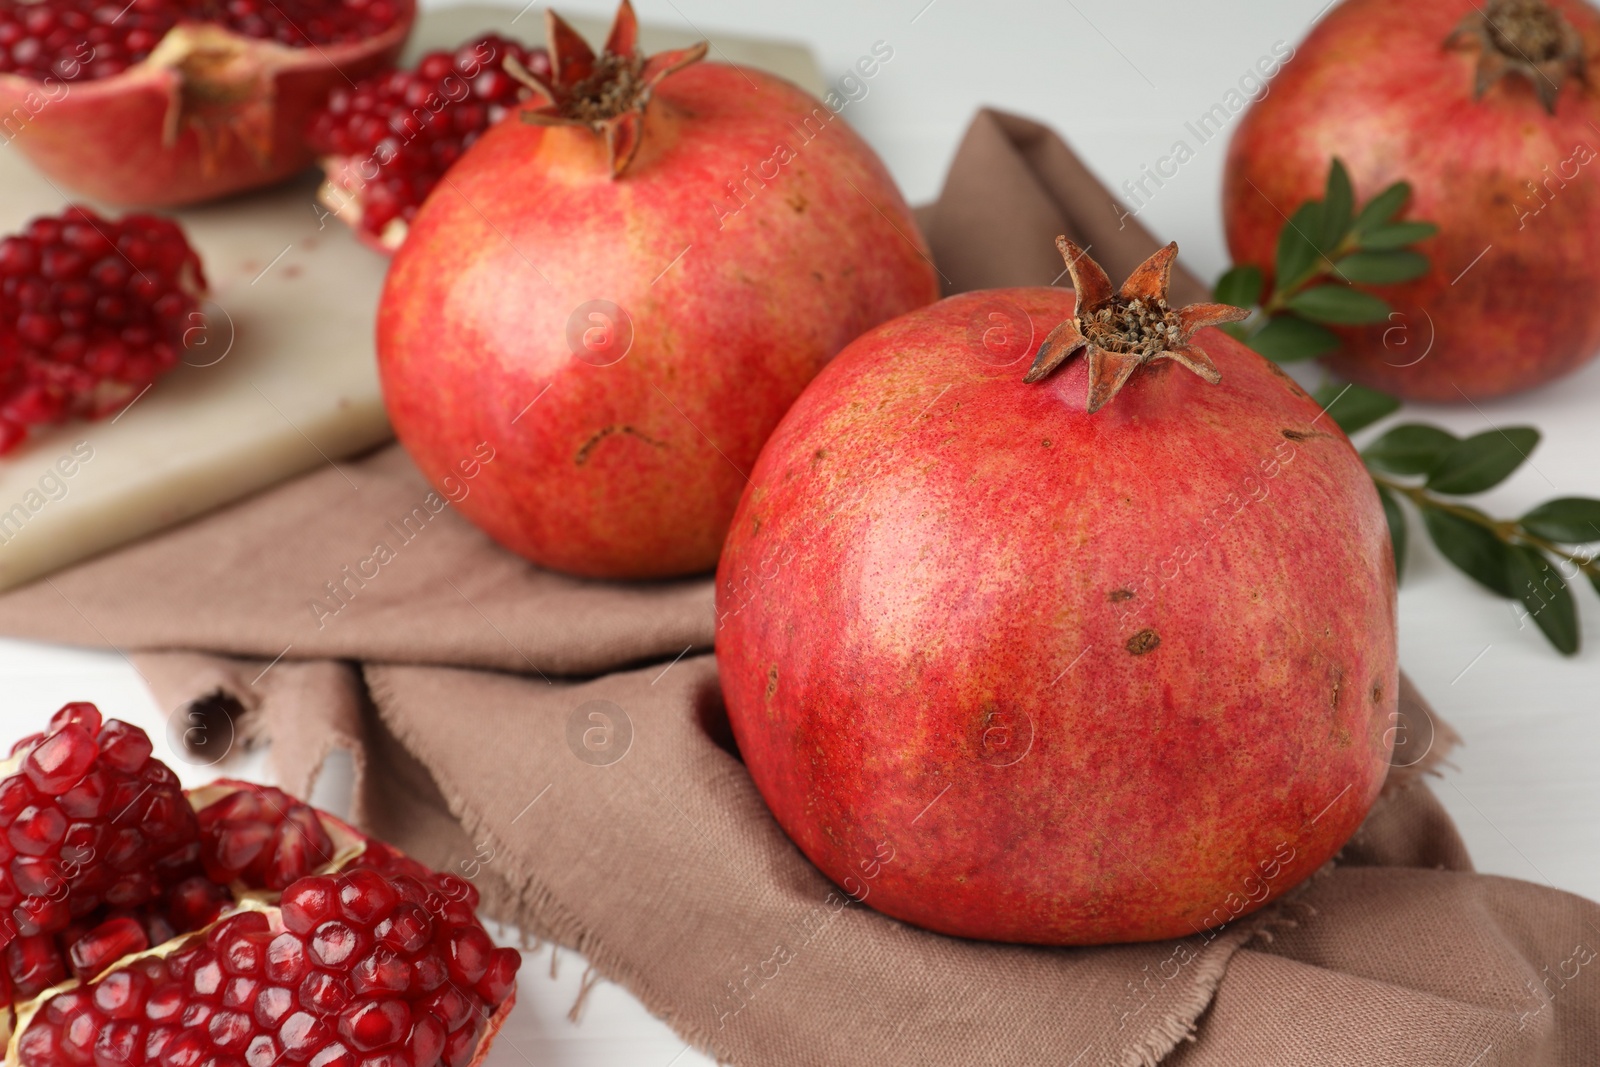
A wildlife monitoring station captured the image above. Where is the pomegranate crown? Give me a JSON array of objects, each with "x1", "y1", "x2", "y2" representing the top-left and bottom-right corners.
[
  {"x1": 1024, "y1": 238, "x2": 1249, "y2": 414},
  {"x1": 505, "y1": 0, "x2": 708, "y2": 177},
  {"x1": 1446, "y1": 0, "x2": 1585, "y2": 113}
]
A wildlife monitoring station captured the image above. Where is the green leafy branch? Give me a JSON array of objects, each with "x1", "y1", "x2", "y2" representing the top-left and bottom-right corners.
[
  {"x1": 1214, "y1": 159, "x2": 1438, "y2": 363},
  {"x1": 1312, "y1": 384, "x2": 1600, "y2": 657},
  {"x1": 1212, "y1": 157, "x2": 1594, "y2": 656}
]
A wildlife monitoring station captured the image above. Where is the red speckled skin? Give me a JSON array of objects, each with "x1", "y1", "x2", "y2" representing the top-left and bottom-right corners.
[
  {"x1": 715, "y1": 288, "x2": 1397, "y2": 945},
  {"x1": 378, "y1": 64, "x2": 938, "y2": 578},
  {"x1": 1223, "y1": 0, "x2": 1600, "y2": 400},
  {"x1": 0, "y1": 5, "x2": 413, "y2": 207}
]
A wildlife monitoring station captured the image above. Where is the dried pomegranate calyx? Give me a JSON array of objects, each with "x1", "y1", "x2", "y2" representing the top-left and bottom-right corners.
[
  {"x1": 1447, "y1": 0, "x2": 1584, "y2": 113},
  {"x1": 1023, "y1": 237, "x2": 1249, "y2": 413},
  {"x1": 506, "y1": 0, "x2": 708, "y2": 177}
]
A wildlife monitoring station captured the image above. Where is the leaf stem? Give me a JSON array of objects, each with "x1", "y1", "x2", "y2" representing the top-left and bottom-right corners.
[
  {"x1": 1259, "y1": 235, "x2": 1358, "y2": 318},
  {"x1": 1372, "y1": 473, "x2": 1600, "y2": 576}
]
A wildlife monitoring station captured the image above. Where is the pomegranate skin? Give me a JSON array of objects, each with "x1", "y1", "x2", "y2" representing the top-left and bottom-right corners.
[
  {"x1": 0, "y1": 4, "x2": 415, "y2": 208},
  {"x1": 1223, "y1": 0, "x2": 1600, "y2": 401},
  {"x1": 377, "y1": 63, "x2": 938, "y2": 579},
  {"x1": 716, "y1": 287, "x2": 1397, "y2": 945}
]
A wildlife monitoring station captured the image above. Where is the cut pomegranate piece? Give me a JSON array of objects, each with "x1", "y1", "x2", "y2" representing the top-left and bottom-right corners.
[
  {"x1": 0, "y1": 707, "x2": 518, "y2": 1063},
  {"x1": 0, "y1": 704, "x2": 200, "y2": 945},
  {"x1": 308, "y1": 34, "x2": 549, "y2": 252},
  {"x1": 0, "y1": 0, "x2": 416, "y2": 206},
  {"x1": 15, "y1": 866, "x2": 520, "y2": 1067},
  {"x1": 0, "y1": 206, "x2": 207, "y2": 454}
]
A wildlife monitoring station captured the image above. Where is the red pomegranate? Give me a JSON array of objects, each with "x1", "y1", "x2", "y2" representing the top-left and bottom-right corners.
[
  {"x1": 0, "y1": 704, "x2": 518, "y2": 1067},
  {"x1": 309, "y1": 35, "x2": 550, "y2": 253},
  {"x1": 716, "y1": 241, "x2": 1398, "y2": 945},
  {"x1": 0, "y1": 205, "x2": 208, "y2": 454},
  {"x1": 377, "y1": 1, "x2": 940, "y2": 579},
  {"x1": 0, "y1": 0, "x2": 415, "y2": 207},
  {"x1": 1224, "y1": 0, "x2": 1600, "y2": 400}
]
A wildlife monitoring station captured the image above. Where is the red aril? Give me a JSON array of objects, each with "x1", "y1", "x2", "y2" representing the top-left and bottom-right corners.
[
  {"x1": 0, "y1": 206, "x2": 207, "y2": 453},
  {"x1": 0, "y1": 0, "x2": 416, "y2": 207},
  {"x1": 716, "y1": 242, "x2": 1398, "y2": 944},
  {"x1": 308, "y1": 35, "x2": 551, "y2": 252},
  {"x1": 1223, "y1": 0, "x2": 1600, "y2": 400},
  {"x1": 377, "y1": 1, "x2": 940, "y2": 578}
]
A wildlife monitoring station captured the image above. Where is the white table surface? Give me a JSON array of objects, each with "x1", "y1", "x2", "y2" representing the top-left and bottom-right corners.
[{"x1": 3, "y1": 2, "x2": 1599, "y2": 1064}]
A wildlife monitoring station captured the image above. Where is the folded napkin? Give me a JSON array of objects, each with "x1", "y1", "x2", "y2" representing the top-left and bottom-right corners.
[{"x1": 1, "y1": 108, "x2": 1595, "y2": 1066}]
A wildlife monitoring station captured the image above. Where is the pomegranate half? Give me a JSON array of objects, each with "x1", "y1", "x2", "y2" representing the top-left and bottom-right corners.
[
  {"x1": 0, "y1": 0, "x2": 416, "y2": 207},
  {"x1": 716, "y1": 242, "x2": 1398, "y2": 945},
  {"x1": 1224, "y1": 0, "x2": 1600, "y2": 400},
  {"x1": 377, "y1": 1, "x2": 940, "y2": 578}
]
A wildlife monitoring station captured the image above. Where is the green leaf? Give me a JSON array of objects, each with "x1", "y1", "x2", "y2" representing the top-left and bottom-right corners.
[
  {"x1": 1286, "y1": 285, "x2": 1393, "y2": 325},
  {"x1": 1426, "y1": 427, "x2": 1541, "y2": 494},
  {"x1": 1319, "y1": 159, "x2": 1354, "y2": 251},
  {"x1": 1275, "y1": 200, "x2": 1324, "y2": 290},
  {"x1": 1313, "y1": 381, "x2": 1401, "y2": 434},
  {"x1": 1351, "y1": 181, "x2": 1411, "y2": 233},
  {"x1": 1213, "y1": 264, "x2": 1264, "y2": 310},
  {"x1": 1358, "y1": 221, "x2": 1439, "y2": 250},
  {"x1": 1335, "y1": 250, "x2": 1430, "y2": 285},
  {"x1": 1421, "y1": 505, "x2": 1515, "y2": 597},
  {"x1": 1519, "y1": 497, "x2": 1600, "y2": 543},
  {"x1": 1362, "y1": 423, "x2": 1458, "y2": 476},
  {"x1": 1506, "y1": 546, "x2": 1580, "y2": 655},
  {"x1": 1247, "y1": 314, "x2": 1340, "y2": 362},
  {"x1": 1377, "y1": 484, "x2": 1408, "y2": 583}
]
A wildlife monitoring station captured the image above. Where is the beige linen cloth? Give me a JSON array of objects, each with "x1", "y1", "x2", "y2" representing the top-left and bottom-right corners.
[{"x1": 0, "y1": 109, "x2": 1595, "y2": 1066}]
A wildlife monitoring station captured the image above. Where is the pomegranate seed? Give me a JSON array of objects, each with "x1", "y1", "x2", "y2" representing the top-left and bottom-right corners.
[
  {"x1": 299, "y1": 971, "x2": 352, "y2": 1015},
  {"x1": 253, "y1": 985, "x2": 292, "y2": 1027},
  {"x1": 69, "y1": 915, "x2": 149, "y2": 978},
  {"x1": 374, "y1": 904, "x2": 431, "y2": 956},
  {"x1": 9, "y1": 803, "x2": 68, "y2": 855},
  {"x1": 50, "y1": 703, "x2": 103, "y2": 733},
  {"x1": 309, "y1": 1044, "x2": 355, "y2": 1067},
  {"x1": 444, "y1": 927, "x2": 491, "y2": 986},
  {"x1": 338, "y1": 999, "x2": 410, "y2": 1051},
  {"x1": 475, "y1": 949, "x2": 519, "y2": 1005},
  {"x1": 97, "y1": 720, "x2": 153, "y2": 773},
  {"x1": 264, "y1": 932, "x2": 307, "y2": 984},
  {"x1": 311, "y1": 920, "x2": 366, "y2": 968},
  {"x1": 338, "y1": 869, "x2": 398, "y2": 925},
  {"x1": 6, "y1": 932, "x2": 67, "y2": 998},
  {"x1": 24, "y1": 724, "x2": 99, "y2": 793},
  {"x1": 442, "y1": 1025, "x2": 479, "y2": 1067},
  {"x1": 90, "y1": 964, "x2": 148, "y2": 1016}
]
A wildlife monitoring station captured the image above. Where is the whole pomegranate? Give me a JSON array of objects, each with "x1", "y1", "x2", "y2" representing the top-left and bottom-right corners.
[
  {"x1": 308, "y1": 35, "x2": 550, "y2": 253},
  {"x1": 0, "y1": 703, "x2": 519, "y2": 1067},
  {"x1": 1224, "y1": 0, "x2": 1600, "y2": 400},
  {"x1": 0, "y1": 0, "x2": 415, "y2": 207},
  {"x1": 377, "y1": 1, "x2": 940, "y2": 579},
  {"x1": 716, "y1": 241, "x2": 1398, "y2": 945}
]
